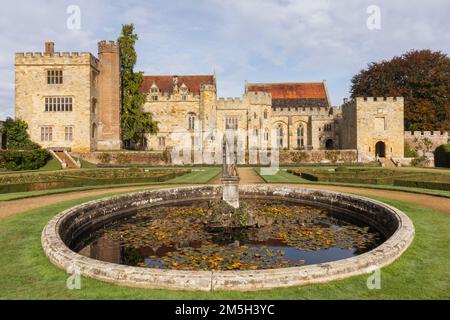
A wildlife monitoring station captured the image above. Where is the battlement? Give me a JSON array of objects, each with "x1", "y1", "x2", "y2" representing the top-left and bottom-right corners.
[
  {"x1": 15, "y1": 41, "x2": 99, "y2": 64},
  {"x1": 216, "y1": 97, "x2": 243, "y2": 109},
  {"x1": 405, "y1": 131, "x2": 450, "y2": 137},
  {"x1": 98, "y1": 40, "x2": 120, "y2": 54},
  {"x1": 355, "y1": 97, "x2": 404, "y2": 103},
  {"x1": 272, "y1": 106, "x2": 333, "y2": 117},
  {"x1": 15, "y1": 51, "x2": 98, "y2": 68}
]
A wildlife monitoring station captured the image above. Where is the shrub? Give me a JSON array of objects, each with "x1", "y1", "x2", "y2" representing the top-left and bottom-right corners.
[
  {"x1": 434, "y1": 144, "x2": 450, "y2": 168},
  {"x1": 0, "y1": 150, "x2": 5, "y2": 168},
  {"x1": 1, "y1": 117, "x2": 40, "y2": 150},
  {"x1": 411, "y1": 156, "x2": 430, "y2": 167},
  {"x1": 404, "y1": 143, "x2": 418, "y2": 158},
  {"x1": 394, "y1": 180, "x2": 450, "y2": 191},
  {"x1": 4, "y1": 149, "x2": 51, "y2": 171}
]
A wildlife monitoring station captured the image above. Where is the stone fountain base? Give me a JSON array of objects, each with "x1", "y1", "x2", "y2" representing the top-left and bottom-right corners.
[{"x1": 221, "y1": 176, "x2": 240, "y2": 208}]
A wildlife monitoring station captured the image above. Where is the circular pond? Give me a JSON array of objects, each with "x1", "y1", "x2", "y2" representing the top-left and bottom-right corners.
[
  {"x1": 77, "y1": 199, "x2": 384, "y2": 271},
  {"x1": 42, "y1": 185, "x2": 415, "y2": 291}
]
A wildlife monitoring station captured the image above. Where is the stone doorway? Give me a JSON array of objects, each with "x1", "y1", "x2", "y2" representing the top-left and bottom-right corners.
[
  {"x1": 325, "y1": 139, "x2": 334, "y2": 150},
  {"x1": 375, "y1": 141, "x2": 386, "y2": 158}
]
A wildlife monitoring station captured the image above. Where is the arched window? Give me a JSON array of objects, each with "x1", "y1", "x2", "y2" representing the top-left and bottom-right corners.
[
  {"x1": 276, "y1": 124, "x2": 284, "y2": 148},
  {"x1": 264, "y1": 128, "x2": 269, "y2": 141},
  {"x1": 297, "y1": 125, "x2": 304, "y2": 148},
  {"x1": 188, "y1": 114, "x2": 195, "y2": 130},
  {"x1": 263, "y1": 110, "x2": 268, "y2": 119}
]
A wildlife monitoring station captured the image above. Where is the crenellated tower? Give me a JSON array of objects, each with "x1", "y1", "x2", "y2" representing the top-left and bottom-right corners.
[{"x1": 97, "y1": 41, "x2": 121, "y2": 150}]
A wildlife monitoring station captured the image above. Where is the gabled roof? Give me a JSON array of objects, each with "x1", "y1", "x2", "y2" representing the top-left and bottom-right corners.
[
  {"x1": 140, "y1": 75, "x2": 215, "y2": 95},
  {"x1": 246, "y1": 82, "x2": 330, "y2": 107}
]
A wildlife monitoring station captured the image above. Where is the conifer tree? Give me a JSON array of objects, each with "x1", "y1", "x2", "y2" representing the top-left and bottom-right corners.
[{"x1": 118, "y1": 24, "x2": 158, "y2": 149}]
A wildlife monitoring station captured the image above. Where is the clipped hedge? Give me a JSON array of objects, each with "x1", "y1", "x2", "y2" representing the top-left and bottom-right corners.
[
  {"x1": 0, "y1": 168, "x2": 190, "y2": 194},
  {"x1": 394, "y1": 180, "x2": 450, "y2": 191},
  {"x1": 434, "y1": 144, "x2": 450, "y2": 168},
  {"x1": 287, "y1": 168, "x2": 448, "y2": 186},
  {"x1": 2, "y1": 149, "x2": 51, "y2": 171}
]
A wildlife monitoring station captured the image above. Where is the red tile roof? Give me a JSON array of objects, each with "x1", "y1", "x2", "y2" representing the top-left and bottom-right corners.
[
  {"x1": 246, "y1": 82, "x2": 328, "y2": 101},
  {"x1": 140, "y1": 75, "x2": 215, "y2": 95}
]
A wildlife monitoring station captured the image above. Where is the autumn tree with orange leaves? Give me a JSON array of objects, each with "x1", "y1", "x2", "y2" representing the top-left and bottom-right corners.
[{"x1": 351, "y1": 50, "x2": 450, "y2": 131}]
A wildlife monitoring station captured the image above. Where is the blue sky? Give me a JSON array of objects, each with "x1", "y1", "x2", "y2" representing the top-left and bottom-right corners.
[{"x1": 1, "y1": 0, "x2": 450, "y2": 118}]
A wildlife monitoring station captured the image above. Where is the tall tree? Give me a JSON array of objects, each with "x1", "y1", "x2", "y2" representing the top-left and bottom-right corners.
[
  {"x1": 351, "y1": 50, "x2": 450, "y2": 131},
  {"x1": 118, "y1": 24, "x2": 158, "y2": 149}
]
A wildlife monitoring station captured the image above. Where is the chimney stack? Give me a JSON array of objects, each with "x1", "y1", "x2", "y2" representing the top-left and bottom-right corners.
[{"x1": 45, "y1": 42, "x2": 55, "y2": 54}]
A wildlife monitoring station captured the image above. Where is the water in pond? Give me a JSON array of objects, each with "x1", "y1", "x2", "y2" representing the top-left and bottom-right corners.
[{"x1": 78, "y1": 199, "x2": 384, "y2": 271}]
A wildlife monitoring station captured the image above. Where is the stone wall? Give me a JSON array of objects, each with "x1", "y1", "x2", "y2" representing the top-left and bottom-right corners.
[
  {"x1": 279, "y1": 149, "x2": 358, "y2": 164},
  {"x1": 73, "y1": 149, "x2": 358, "y2": 165},
  {"x1": 73, "y1": 151, "x2": 169, "y2": 166},
  {"x1": 404, "y1": 131, "x2": 450, "y2": 158}
]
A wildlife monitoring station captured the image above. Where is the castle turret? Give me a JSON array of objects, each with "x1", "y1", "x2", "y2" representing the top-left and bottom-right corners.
[{"x1": 97, "y1": 40, "x2": 121, "y2": 150}]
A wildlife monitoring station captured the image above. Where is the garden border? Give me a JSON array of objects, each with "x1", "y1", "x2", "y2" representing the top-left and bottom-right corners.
[{"x1": 41, "y1": 185, "x2": 415, "y2": 291}]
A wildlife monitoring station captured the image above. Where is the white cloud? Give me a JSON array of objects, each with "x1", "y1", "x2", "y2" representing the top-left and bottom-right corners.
[{"x1": 0, "y1": 0, "x2": 450, "y2": 118}]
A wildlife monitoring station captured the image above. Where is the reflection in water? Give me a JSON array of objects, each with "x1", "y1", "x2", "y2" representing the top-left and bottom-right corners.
[{"x1": 79, "y1": 199, "x2": 384, "y2": 271}]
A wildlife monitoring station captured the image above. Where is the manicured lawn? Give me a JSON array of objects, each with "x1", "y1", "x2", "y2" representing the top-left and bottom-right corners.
[
  {"x1": 39, "y1": 158, "x2": 62, "y2": 171},
  {"x1": 167, "y1": 167, "x2": 221, "y2": 184},
  {"x1": 258, "y1": 168, "x2": 450, "y2": 198},
  {"x1": 0, "y1": 191, "x2": 448, "y2": 299}
]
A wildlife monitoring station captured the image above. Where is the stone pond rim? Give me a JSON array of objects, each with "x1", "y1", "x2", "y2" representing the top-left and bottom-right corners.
[{"x1": 41, "y1": 185, "x2": 415, "y2": 292}]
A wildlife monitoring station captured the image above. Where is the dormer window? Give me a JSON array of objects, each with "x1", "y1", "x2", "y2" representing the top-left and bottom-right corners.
[
  {"x1": 150, "y1": 84, "x2": 159, "y2": 101},
  {"x1": 180, "y1": 83, "x2": 189, "y2": 101}
]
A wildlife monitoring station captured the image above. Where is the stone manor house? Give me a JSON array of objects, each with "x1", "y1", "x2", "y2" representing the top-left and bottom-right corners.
[{"x1": 14, "y1": 41, "x2": 406, "y2": 163}]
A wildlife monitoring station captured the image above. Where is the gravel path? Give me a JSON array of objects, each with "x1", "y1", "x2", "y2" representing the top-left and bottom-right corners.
[
  {"x1": 209, "y1": 168, "x2": 264, "y2": 184},
  {"x1": 0, "y1": 185, "x2": 172, "y2": 220},
  {"x1": 282, "y1": 183, "x2": 450, "y2": 215},
  {"x1": 1, "y1": 174, "x2": 449, "y2": 219}
]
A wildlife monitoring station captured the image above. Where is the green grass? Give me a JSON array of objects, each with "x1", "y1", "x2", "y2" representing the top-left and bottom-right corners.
[
  {"x1": 258, "y1": 168, "x2": 450, "y2": 198},
  {"x1": 0, "y1": 168, "x2": 220, "y2": 201},
  {"x1": 167, "y1": 167, "x2": 221, "y2": 184},
  {"x1": 79, "y1": 159, "x2": 97, "y2": 168},
  {"x1": 38, "y1": 158, "x2": 62, "y2": 171},
  {"x1": 0, "y1": 191, "x2": 448, "y2": 299}
]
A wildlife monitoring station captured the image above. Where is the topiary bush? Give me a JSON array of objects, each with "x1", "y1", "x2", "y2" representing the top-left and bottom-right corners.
[{"x1": 434, "y1": 144, "x2": 450, "y2": 168}]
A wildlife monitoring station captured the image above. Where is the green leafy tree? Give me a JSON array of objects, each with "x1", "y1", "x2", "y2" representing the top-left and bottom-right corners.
[
  {"x1": 118, "y1": 24, "x2": 158, "y2": 149},
  {"x1": 1, "y1": 117, "x2": 40, "y2": 150},
  {"x1": 0, "y1": 117, "x2": 51, "y2": 170},
  {"x1": 351, "y1": 50, "x2": 450, "y2": 131}
]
